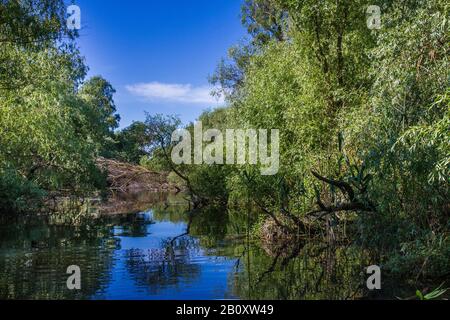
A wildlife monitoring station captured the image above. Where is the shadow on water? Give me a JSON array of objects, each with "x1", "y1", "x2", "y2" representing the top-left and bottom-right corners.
[{"x1": 0, "y1": 191, "x2": 415, "y2": 300}]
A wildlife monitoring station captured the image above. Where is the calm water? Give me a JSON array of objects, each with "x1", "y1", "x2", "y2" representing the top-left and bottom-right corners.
[{"x1": 0, "y1": 193, "x2": 406, "y2": 300}]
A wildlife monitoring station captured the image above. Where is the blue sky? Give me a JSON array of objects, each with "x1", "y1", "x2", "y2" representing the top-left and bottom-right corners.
[{"x1": 74, "y1": 0, "x2": 247, "y2": 129}]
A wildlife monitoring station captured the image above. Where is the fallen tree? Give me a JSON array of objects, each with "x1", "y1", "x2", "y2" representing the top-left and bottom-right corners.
[{"x1": 96, "y1": 157, "x2": 178, "y2": 193}]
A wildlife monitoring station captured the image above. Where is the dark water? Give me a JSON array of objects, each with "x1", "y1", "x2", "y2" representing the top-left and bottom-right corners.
[{"x1": 0, "y1": 193, "x2": 407, "y2": 300}]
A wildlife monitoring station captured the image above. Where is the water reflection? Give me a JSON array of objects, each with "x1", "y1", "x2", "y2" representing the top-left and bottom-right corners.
[
  {"x1": 231, "y1": 242, "x2": 369, "y2": 300},
  {"x1": 0, "y1": 192, "x2": 397, "y2": 300},
  {"x1": 0, "y1": 214, "x2": 117, "y2": 299}
]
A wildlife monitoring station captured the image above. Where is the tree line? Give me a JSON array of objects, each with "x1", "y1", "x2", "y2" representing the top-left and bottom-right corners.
[
  {"x1": 0, "y1": 0, "x2": 448, "y2": 283},
  {"x1": 0, "y1": 0, "x2": 151, "y2": 212},
  {"x1": 143, "y1": 0, "x2": 450, "y2": 283}
]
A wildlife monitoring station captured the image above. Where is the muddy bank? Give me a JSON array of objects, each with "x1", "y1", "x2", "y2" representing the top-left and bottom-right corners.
[
  {"x1": 95, "y1": 191, "x2": 188, "y2": 216},
  {"x1": 43, "y1": 191, "x2": 189, "y2": 220},
  {"x1": 41, "y1": 159, "x2": 183, "y2": 216}
]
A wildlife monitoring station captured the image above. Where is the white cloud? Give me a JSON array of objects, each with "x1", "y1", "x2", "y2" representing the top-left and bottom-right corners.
[{"x1": 126, "y1": 82, "x2": 224, "y2": 105}]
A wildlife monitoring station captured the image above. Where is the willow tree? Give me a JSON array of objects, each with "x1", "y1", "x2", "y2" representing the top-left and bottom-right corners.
[
  {"x1": 0, "y1": 0, "x2": 116, "y2": 212},
  {"x1": 206, "y1": 0, "x2": 449, "y2": 280}
]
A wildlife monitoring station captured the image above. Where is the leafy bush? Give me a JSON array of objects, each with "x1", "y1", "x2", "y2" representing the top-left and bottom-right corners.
[{"x1": 0, "y1": 168, "x2": 45, "y2": 214}]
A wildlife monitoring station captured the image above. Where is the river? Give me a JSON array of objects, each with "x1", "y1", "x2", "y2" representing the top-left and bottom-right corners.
[{"x1": 0, "y1": 192, "x2": 411, "y2": 300}]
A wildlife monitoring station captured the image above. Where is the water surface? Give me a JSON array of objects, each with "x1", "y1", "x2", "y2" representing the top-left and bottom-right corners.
[{"x1": 0, "y1": 192, "x2": 405, "y2": 300}]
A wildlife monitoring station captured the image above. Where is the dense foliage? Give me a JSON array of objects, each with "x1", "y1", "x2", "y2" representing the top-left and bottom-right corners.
[
  {"x1": 1, "y1": 0, "x2": 448, "y2": 284},
  {"x1": 0, "y1": 0, "x2": 119, "y2": 212},
  {"x1": 143, "y1": 0, "x2": 449, "y2": 282}
]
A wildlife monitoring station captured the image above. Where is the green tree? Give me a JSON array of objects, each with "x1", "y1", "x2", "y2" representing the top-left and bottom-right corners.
[
  {"x1": 114, "y1": 121, "x2": 149, "y2": 164},
  {"x1": 201, "y1": 0, "x2": 450, "y2": 281},
  {"x1": 78, "y1": 76, "x2": 121, "y2": 157},
  {"x1": 0, "y1": 0, "x2": 112, "y2": 213}
]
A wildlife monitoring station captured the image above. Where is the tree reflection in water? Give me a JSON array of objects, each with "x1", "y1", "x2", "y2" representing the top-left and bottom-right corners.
[
  {"x1": 151, "y1": 204, "x2": 372, "y2": 300},
  {"x1": 230, "y1": 241, "x2": 371, "y2": 300},
  {"x1": 0, "y1": 214, "x2": 118, "y2": 299},
  {"x1": 123, "y1": 238, "x2": 203, "y2": 295},
  {"x1": 0, "y1": 194, "x2": 396, "y2": 300}
]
